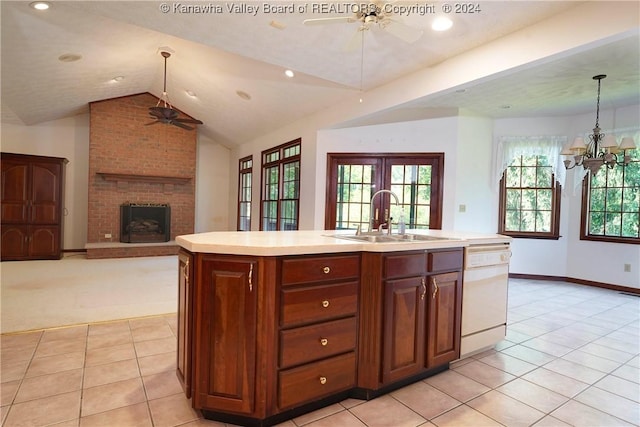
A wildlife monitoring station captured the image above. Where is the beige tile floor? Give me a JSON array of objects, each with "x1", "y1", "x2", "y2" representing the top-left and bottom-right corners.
[{"x1": 1, "y1": 278, "x2": 639, "y2": 427}]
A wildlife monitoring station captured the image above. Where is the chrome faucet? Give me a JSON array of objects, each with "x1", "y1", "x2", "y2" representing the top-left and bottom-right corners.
[{"x1": 369, "y1": 189, "x2": 399, "y2": 234}]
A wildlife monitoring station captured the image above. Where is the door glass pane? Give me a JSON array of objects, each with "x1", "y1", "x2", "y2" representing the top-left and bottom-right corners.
[
  {"x1": 389, "y1": 164, "x2": 432, "y2": 229},
  {"x1": 335, "y1": 164, "x2": 375, "y2": 230}
]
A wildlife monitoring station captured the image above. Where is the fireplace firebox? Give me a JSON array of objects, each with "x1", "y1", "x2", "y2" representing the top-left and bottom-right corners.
[{"x1": 120, "y1": 203, "x2": 170, "y2": 243}]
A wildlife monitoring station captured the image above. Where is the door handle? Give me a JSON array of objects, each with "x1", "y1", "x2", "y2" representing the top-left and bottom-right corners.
[
  {"x1": 431, "y1": 276, "x2": 439, "y2": 299},
  {"x1": 181, "y1": 259, "x2": 189, "y2": 287},
  {"x1": 248, "y1": 263, "x2": 253, "y2": 292},
  {"x1": 420, "y1": 277, "x2": 426, "y2": 300}
]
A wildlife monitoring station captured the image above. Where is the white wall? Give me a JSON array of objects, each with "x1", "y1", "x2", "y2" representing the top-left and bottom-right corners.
[
  {"x1": 1, "y1": 115, "x2": 90, "y2": 250},
  {"x1": 195, "y1": 136, "x2": 231, "y2": 232},
  {"x1": 454, "y1": 112, "x2": 496, "y2": 232}
]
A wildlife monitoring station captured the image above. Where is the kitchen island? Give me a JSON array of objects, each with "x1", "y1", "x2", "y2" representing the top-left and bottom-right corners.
[{"x1": 175, "y1": 230, "x2": 510, "y2": 427}]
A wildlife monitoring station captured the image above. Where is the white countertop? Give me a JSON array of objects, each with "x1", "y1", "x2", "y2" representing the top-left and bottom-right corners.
[{"x1": 176, "y1": 230, "x2": 511, "y2": 256}]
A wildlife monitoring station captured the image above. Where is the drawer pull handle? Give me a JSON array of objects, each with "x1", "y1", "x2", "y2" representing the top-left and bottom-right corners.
[
  {"x1": 323, "y1": 266, "x2": 331, "y2": 274},
  {"x1": 322, "y1": 300, "x2": 330, "y2": 308},
  {"x1": 320, "y1": 338, "x2": 328, "y2": 346},
  {"x1": 319, "y1": 376, "x2": 327, "y2": 385}
]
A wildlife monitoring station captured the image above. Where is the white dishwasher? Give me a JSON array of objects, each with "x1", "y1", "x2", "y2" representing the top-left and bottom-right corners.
[{"x1": 461, "y1": 243, "x2": 511, "y2": 358}]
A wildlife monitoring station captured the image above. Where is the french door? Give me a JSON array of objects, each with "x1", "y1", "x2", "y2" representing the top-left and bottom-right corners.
[{"x1": 325, "y1": 153, "x2": 444, "y2": 231}]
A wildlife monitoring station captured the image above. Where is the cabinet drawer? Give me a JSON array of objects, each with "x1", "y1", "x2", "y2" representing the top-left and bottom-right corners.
[
  {"x1": 384, "y1": 252, "x2": 425, "y2": 279},
  {"x1": 428, "y1": 249, "x2": 463, "y2": 272},
  {"x1": 281, "y1": 281, "x2": 358, "y2": 327},
  {"x1": 280, "y1": 317, "x2": 357, "y2": 369},
  {"x1": 278, "y1": 352, "x2": 356, "y2": 409},
  {"x1": 280, "y1": 282, "x2": 358, "y2": 326},
  {"x1": 281, "y1": 255, "x2": 360, "y2": 286}
]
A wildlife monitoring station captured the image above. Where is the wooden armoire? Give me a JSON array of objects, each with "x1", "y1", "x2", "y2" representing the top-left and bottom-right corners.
[{"x1": 1, "y1": 153, "x2": 68, "y2": 261}]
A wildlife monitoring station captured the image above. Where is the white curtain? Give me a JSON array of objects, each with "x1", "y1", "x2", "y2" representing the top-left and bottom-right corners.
[{"x1": 493, "y1": 136, "x2": 567, "y2": 191}]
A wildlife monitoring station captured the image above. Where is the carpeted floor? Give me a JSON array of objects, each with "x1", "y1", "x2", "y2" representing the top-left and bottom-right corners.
[{"x1": 0, "y1": 254, "x2": 178, "y2": 334}]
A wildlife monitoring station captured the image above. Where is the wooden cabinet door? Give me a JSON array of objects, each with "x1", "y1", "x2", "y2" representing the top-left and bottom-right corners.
[
  {"x1": 29, "y1": 226, "x2": 59, "y2": 258},
  {"x1": 196, "y1": 257, "x2": 258, "y2": 415},
  {"x1": 0, "y1": 225, "x2": 58, "y2": 259},
  {"x1": 30, "y1": 161, "x2": 63, "y2": 224},
  {"x1": 176, "y1": 250, "x2": 194, "y2": 398},
  {"x1": 0, "y1": 225, "x2": 29, "y2": 258},
  {"x1": 382, "y1": 276, "x2": 426, "y2": 384},
  {"x1": 426, "y1": 271, "x2": 462, "y2": 368},
  {"x1": 1, "y1": 160, "x2": 29, "y2": 223}
]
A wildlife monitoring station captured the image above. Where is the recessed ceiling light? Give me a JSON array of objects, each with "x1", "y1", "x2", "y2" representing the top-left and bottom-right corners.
[
  {"x1": 112, "y1": 76, "x2": 125, "y2": 82},
  {"x1": 30, "y1": 1, "x2": 50, "y2": 10},
  {"x1": 432, "y1": 17, "x2": 453, "y2": 32},
  {"x1": 284, "y1": 69, "x2": 295, "y2": 78},
  {"x1": 186, "y1": 90, "x2": 196, "y2": 97},
  {"x1": 58, "y1": 53, "x2": 82, "y2": 62},
  {"x1": 236, "y1": 90, "x2": 251, "y2": 101}
]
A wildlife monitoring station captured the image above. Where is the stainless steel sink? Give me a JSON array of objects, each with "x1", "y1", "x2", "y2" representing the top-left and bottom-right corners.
[{"x1": 327, "y1": 233, "x2": 451, "y2": 243}]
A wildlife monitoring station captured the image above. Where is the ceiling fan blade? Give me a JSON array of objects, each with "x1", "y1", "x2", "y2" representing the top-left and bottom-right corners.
[
  {"x1": 379, "y1": 19, "x2": 423, "y2": 43},
  {"x1": 174, "y1": 118, "x2": 203, "y2": 125},
  {"x1": 344, "y1": 26, "x2": 367, "y2": 52},
  {"x1": 145, "y1": 120, "x2": 160, "y2": 126},
  {"x1": 171, "y1": 121, "x2": 195, "y2": 130},
  {"x1": 303, "y1": 17, "x2": 356, "y2": 25}
]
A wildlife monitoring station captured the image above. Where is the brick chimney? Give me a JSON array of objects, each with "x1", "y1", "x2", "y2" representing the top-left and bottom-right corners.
[{"x1": 86, "y1": 93, "x2": 196, "y2": 258}]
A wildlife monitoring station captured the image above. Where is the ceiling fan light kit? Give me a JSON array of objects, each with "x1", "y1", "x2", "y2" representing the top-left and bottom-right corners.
[
  {"x1": 562, "y1": 74, "x2": 637, "y2": 175},
  {"x1": 145, "y1": 50, "x2": 203, "y2": 131},
  {"x1": 303, "y1": 1, "x2": 424, "y2": 45}
]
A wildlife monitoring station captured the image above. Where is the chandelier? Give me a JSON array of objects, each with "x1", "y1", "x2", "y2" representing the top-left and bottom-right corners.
[{"x1": 561, "y1": 74, "x2": 637, "y2": 175}]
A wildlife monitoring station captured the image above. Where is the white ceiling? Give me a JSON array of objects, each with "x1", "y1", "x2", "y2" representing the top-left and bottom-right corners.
[{"x1": 1, "y1": 1, "x2": 639, "y2": 147}]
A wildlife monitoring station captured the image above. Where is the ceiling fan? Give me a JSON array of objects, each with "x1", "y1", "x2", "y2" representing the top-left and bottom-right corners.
[
  {"x1": 146, "y1": 51, "x2": 203, "y2": 131},
  {"x1": 303, "y1": 1, "x2": 423, "y2": 50}
]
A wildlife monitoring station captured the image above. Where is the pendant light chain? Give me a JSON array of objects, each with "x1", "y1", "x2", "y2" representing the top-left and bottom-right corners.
[{"x1": 359, "y1": 29, "x2": 365, "y2": 102}]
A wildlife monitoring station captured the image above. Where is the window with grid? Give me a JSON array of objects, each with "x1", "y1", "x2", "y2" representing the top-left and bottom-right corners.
[
  {"x1": 326, "y1": 154, "x2": 443, "y2": 231},
  {"x1": 581, "y1": 151, "x2": 639, "y2": 243},
  {"x1": 499, "y1": 155, "x2": 561, "y2": 238},
  {"x1": 237, "y1": 156, "x2": 252, "y2": 231},
  {"x1": 260, "y1": 139, "x2": 301, "y2": 231}
]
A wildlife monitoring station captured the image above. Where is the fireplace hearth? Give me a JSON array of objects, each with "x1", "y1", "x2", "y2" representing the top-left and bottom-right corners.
[{"x1": 120, "y1": 203, "x2": 170, "y2": 243}]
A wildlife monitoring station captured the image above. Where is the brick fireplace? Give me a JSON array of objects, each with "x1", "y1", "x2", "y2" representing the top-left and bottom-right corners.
[{"x1": 86, "y1": 93, "x2": 196, "y2": 259}]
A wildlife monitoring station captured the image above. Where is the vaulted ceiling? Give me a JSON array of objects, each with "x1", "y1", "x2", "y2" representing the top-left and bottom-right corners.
[{"x1": 1, "y1": 1, "x2": 639, "y2": 147}]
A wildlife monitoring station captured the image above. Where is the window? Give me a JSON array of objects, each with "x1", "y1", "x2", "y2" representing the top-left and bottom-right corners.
[
  {"x1": 237, "y1": 156, "x2": 252, "y2": 231},
  {"x1": 260, "y1": 139, "x2": 301, "y2": 231},
  {"x1": 326, "y1": 154, "x2": 444, "y2": 231},
  {"x1": 498, "y1": 155, "x2": 561, "y2": 238},
  {"x1": 581, "y1": 150, "x2": 640, "y2": 243}
]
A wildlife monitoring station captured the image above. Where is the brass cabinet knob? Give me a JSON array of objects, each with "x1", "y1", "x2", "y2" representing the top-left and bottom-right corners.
[
  {"x1": 322, "y1": 300, "x2": 330, "y2": 308},
  {"x1": 320, "y1": 338, "x2": 328, "y2": 346},
  {"x1": 323, "y1": 266, "x2": 331, "y2": 274},
  {"x1": 319, "y1": 376, "x2": 327, "y2": 385}
]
